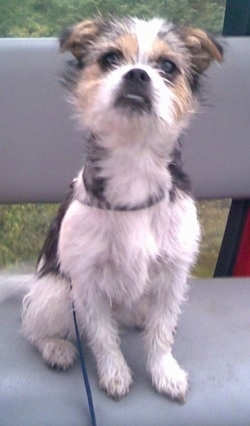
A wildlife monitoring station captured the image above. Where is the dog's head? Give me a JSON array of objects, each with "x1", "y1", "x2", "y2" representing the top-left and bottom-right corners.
[{"x1": 60, "y1": 17, "x2": 222, "y2": 143}]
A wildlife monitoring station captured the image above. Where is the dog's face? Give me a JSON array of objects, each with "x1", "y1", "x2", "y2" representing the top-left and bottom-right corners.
[{"x1": 60, "y1": 17, "x2": 222, "y2": 144}]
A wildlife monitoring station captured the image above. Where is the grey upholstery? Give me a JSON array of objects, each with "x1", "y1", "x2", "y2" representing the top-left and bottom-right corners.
[
  {"x1": 1, "y1": 37, "x2": 250, "y2": 426},
  {"x1": 0, "y1": 37, "x2": 250, "y2": 203},
  {"x1": 1, "y1": 278, "x2": 250, "y2": 426}
]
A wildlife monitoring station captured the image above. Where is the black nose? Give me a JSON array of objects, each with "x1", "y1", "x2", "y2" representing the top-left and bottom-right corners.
[{"x1": 124, "y1": 68, "x2": 150, "y2": 84}]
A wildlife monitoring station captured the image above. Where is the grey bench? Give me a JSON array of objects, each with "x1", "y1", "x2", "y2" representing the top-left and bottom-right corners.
[{"x1": 1, "y1": 37, "x2": 250, "y2": 426}]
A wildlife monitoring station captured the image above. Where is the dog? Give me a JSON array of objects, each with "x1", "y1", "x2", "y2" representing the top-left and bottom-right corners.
[{"x1": 19, "y1": 16, "x2": 223, "y2": 403}]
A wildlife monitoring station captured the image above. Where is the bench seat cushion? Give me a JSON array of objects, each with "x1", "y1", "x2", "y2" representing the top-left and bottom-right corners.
[{"x1": 1, "y1": 278, "x2": 250, "y2": 426}]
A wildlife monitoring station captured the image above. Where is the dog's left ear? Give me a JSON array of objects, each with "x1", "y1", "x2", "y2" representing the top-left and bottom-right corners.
[
  {"x1": 182, "y1": 28, "x2": 223, "y2": 73},
  {"x1": 60, "y1": 19, "x2": 103, "y2": 61}
]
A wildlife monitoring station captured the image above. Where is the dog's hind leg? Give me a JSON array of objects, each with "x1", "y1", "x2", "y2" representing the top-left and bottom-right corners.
[{"x1": 22, "y1": 274, "x2": 77, "y2": 370}]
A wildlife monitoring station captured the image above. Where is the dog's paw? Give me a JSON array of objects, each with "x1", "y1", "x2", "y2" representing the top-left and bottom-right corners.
[
  {"x1": 41, "y1": 338, "x2": 77, "y2": 370},
  {"x1": 99, "y1": 358, "x2": 133, "y2": 400},
  {"x1": 149, "y1": 353, "x2": 188, "y2": 403}
]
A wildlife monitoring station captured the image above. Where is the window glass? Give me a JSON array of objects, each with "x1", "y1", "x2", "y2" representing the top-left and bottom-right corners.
[
  {"x1": 0, "y1": 0, "x2": 228, "y2": 277},
  {"x1": 0, "y1": 201, "x2": 230, "y2": 277},
  {"x1": 0, "y1": 204, "x2": 58, "y2": 271},
  {"x1": 195, "y1": 200, "x2": 230, "y2": 277},
  {"x1": 1, "y1": 0, "x2": 226, "y2": 37}
]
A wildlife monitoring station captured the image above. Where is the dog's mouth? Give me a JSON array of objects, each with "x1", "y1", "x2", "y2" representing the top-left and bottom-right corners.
[
  {"x1": 124, "y1": 93, "x2": 145, "y2": 103},
  {"x1": 114, "y1": 68, "x2": 153, "y2": 114},
  {"x1": 114, "y1": 91, "x2": 152, "y2": 113}
]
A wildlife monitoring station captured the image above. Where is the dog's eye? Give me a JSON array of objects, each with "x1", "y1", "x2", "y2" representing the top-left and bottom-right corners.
[
  {"x1": 158, "y1": 59, "x2": 179, "y2": 77},
  {"x1": 99, "y1": 50, "x2": 123, "y2": 70}
]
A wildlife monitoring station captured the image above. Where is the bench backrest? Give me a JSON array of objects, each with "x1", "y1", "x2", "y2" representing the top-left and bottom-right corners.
[{"x1": 0, "y1": 37, "x2": 249, "y2": 203}]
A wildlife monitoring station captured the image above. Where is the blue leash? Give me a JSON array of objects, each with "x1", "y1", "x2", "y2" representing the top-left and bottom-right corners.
[{"x1": 72, "y1": 301, "x2": 97, "y2": 426}]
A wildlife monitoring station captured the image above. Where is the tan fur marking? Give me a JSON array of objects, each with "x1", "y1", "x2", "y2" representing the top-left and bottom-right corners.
[
  {"x1": 149, "y1": 39, "x2": 185, "y2": 73},
  {"x1": 149, "y1": 39, "x2": 177, "y2": 62},
  {"x1": 76, "y1": 63, "x2": 103, "y2": 112},
  {"x1": 60, "y1": 19, "x2": 102, "y2": 59},
  {"x1": 149, "y1": 40, "x2": 194, "y2": 120},
  {"x1": 171, "y1": 76, "x2": 193, "y2": 120},
  {"x1": 116, "y1": 34, "x2": 139, "y2": 62},
  {"x1": 184, "y1": 28, "x2": 223, "y2": 73}
]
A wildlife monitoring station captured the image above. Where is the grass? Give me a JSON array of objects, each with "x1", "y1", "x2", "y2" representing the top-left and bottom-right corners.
[{"x1": 195, "y1": 199, "x2": 230, "y2": 277}]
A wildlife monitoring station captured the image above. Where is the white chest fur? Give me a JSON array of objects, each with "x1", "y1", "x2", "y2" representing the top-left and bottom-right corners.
[{"x1": 58, "y1": 192, "x2": 200, "y2": 306}]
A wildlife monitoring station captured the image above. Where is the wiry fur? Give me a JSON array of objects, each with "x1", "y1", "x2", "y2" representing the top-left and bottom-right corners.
[{"x1": 14, "y1": 16, "x2": 222, "y2": 402}]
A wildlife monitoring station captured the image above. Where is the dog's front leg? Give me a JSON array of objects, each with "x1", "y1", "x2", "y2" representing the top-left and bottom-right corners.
[
  {"x1": 145, "y1": 266, "x2": 189, "y2": 403},
  {"x1": 73, "y1": 286, "x2": 133, "y2": 400}
]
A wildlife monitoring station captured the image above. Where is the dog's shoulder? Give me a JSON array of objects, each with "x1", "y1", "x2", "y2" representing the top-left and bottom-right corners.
[{"x1": 36, "y1": 185, "x2": 75, "y2": 277}]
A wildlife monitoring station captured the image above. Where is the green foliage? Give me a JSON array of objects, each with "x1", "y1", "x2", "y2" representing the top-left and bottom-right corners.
[
  {"x1": 0, "y1": 204, "x2": 58, "y2": 268},
  {"x1": 0, "y1": 0, "x2": 225, "y2": 37}
]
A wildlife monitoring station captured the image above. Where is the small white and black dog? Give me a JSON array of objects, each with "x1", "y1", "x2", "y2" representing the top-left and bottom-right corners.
[{"x1": 18, "y1": 17, "x2": 222, "y2": 402}]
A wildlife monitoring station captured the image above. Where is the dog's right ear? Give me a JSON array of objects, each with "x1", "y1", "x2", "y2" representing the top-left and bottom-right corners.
[
  {"x1": 182, "y1": 28, "x2": 223, "y2": 73},
  {"x1": 60, "y1": 19, "x2": 103, "y2": 61}
]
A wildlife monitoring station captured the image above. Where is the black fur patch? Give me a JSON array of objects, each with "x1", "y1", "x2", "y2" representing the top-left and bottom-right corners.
[
  {"x1": 82, "y1": 161, "x2": 166, "y2": 212},
  {"x1": 188, "y1": 72, "x2": 202, "y2": 95},
  {"x1": 83, "y1": 162, "x2": 106, "y2": 201},
  {"x1": 37, "y1": 187, "x2": 74, "y2": 278},
  {"x1": 60, "y1": 59, "x2": 84, "y2": 92},
  {"x1": 168, "y1": 141, "x2": 192, "y2": 201}
]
